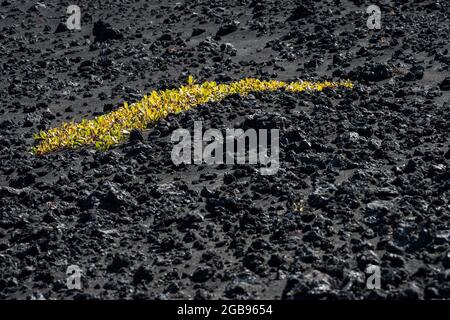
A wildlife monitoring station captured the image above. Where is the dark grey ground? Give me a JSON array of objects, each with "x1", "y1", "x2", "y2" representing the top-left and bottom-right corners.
[{"x1": 0, "y1": 0, "x2": 449, "y2": 299}]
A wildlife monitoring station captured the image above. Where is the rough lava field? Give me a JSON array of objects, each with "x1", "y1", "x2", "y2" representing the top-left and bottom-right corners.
[{"x1": 0, "y1": 0, "x2": 449, "y2": 300}]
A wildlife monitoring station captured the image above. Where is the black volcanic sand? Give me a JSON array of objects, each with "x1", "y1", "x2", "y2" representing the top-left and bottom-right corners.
[{"x1": 0, "y1": 0, "x2": 449, "y2": 299}]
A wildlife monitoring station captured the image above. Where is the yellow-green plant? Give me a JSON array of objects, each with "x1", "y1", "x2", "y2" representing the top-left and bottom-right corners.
[{"x1": 32, "y1": 77, "x2": 353, "y2": 155}]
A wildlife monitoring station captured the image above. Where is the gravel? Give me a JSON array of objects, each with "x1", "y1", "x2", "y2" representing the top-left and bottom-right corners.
[{"x1": 0, "y1": 0, "x2": 449, "y2": 300}]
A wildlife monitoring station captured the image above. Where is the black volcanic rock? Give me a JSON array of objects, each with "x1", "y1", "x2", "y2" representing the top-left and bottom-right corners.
[
  {"x1": 0, "y1": 0, "x2": 449, "y2": 301},
  {"x1": 286, "y1": 4, "x2": 315, "y2": 21},
  {"x1": 216, "y1": 21, "x2": 240, "y2": 37},
  {"x1": 129, "y1": 129, "x2": 144, "y2": 142},
  {"x1": 192, "y1": 266, "x2": 214, "y2": 282},
  {"x1": 133, "y1": 265, "x2": 154, "y2": 284},
  {"x1": 93, "y1": 20, "x2": 124, "y2": 42},
  {"x1": 349, "y1": 62, "x2": 393, "y2": 82},
  {"x1": 55, "y1": 22, "x2": 69, "y2": 33},
  {"x1": 439, "y1": 77, "x2": 450, "y2": 91},
  {"x1": 107, "y1": 253, "x2": 131, "y2": 273},
  {"x1": 192, "y1": 28, "x2": 206, "y2": 37}
]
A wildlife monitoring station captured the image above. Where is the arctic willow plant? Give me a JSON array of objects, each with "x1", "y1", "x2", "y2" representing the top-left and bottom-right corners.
[{"x1": 32, "y1": 77, "x2": 353, "y2": 155}]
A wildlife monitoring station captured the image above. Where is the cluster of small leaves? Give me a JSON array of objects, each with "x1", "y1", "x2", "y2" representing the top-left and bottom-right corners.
[{"x1": 32, "y1": 77, "x2": 353, "y2": 155}]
